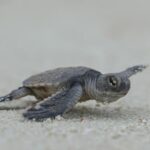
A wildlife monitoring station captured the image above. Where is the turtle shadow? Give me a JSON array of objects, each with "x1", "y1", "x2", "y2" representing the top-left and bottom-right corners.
[
  {"x1": 0, "y1": 100, "x2": 34, "y2": 110},
  {"x1": 64, "y1": 105, "x2": 150, "y2": 121},
  {"x1": 0, "y1": 101, "x2": 150, "y2": 121}
]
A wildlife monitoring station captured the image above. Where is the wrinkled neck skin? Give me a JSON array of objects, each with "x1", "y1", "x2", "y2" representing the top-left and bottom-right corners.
[
  {"x1": 84, "y1": 75, "x2": 99, "y2": 100},
  {"x1": 84, "y1": 75, "x2": 122, "y2": 104}
]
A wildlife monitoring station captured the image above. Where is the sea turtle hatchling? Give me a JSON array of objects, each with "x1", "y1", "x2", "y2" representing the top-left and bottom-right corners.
[{"x1": 0, "y1": 65, "x2": 147, "y2": 120}]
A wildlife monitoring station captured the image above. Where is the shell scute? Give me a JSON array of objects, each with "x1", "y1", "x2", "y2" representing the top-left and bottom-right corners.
[{"x1": 23, "y1": 67, "x2": 91, "y2": 88}]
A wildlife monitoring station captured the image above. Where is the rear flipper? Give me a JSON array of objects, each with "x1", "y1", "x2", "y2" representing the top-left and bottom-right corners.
[{"x1": 0, "y1": 87, "x2": 32, "y2": 102}]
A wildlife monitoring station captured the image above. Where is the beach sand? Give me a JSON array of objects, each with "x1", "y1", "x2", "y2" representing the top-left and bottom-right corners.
[{"x1": 0, "y1": 1, "x2": 150, "y2": 150}]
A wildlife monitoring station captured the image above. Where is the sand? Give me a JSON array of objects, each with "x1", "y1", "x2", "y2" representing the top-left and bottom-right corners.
[{"x1": 0, "y1": 0, "x2": 150, "y2": 150}]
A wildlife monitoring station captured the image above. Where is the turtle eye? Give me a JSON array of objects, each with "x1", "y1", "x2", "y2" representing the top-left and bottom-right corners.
[{"x1": 108, "y1": 76, "x2": 118, "y2": 88}]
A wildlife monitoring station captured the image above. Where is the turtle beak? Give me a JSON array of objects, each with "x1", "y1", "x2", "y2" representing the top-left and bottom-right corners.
[{"x1": 120, "y1": 65, "x2": 148, "y2": 78}]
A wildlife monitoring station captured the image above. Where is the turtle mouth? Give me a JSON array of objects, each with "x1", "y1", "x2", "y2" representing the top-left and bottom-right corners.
[{"x1": 119, "y1": 91, "x2": 129, "y2": 95}]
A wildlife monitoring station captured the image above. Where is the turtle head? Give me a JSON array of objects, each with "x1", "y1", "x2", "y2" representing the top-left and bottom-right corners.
[{"x1": 96, "y1": 65, "x2": 148, "y2": 103}]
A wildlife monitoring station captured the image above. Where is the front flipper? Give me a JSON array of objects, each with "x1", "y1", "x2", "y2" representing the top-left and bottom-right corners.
[
  {"x1": 120, "y1": 65, "x2": 148, "y2": 78},
  {"x1": 23, "y1": 83, "x2": 83, "y2": 121}
]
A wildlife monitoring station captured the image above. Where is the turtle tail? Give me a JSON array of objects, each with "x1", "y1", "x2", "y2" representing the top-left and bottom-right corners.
[{"x1": 0, "y1": 87, "x2": 32, "y2": 102}]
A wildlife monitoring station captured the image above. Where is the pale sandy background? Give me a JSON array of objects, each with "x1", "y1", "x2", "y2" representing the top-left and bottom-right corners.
[{"x1": 0, "y1": 0, "x2": 150, "y2": 150}]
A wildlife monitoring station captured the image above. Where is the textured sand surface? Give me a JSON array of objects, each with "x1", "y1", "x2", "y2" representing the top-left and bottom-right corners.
[{"x1": 0, "y1": 1, "x2": 150, "y2": 150}]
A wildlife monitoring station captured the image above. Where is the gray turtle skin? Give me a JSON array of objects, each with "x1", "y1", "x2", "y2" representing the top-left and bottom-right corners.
[{"x1": 0, "y1": 65, "x2": 147, "y2": 121}]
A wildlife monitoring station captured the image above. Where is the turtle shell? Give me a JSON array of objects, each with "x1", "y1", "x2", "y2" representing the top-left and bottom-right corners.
[{"x1": 23, "y1": 66, "x2": 91, "y2": 88}]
